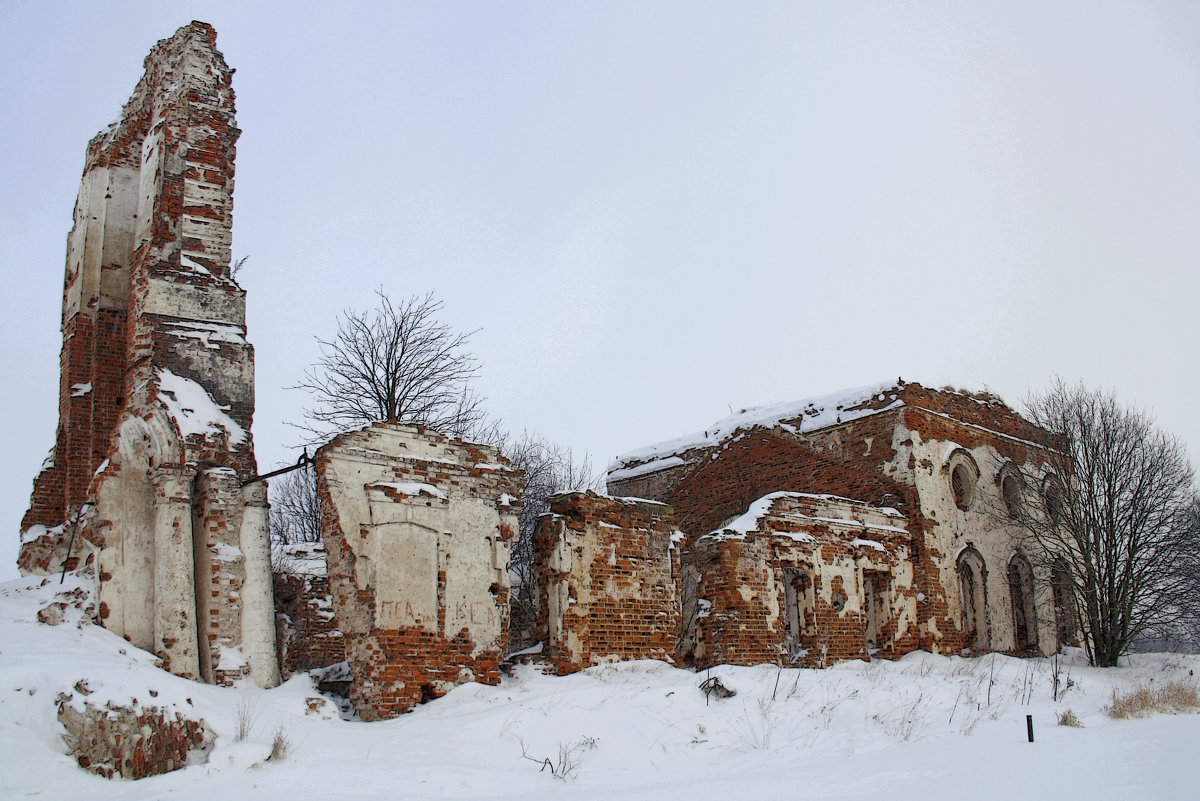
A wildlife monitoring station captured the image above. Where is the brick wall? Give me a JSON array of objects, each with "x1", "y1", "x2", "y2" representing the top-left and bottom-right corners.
[
  {"x1": 532, "y1": 492, "x2": 680, "y2": 674},
  {"x1": 681, "y1": 493, "x2": 915, "y2": 669},
  {"x1": 606, "y1": 381, "x2": 1060, "y2": 668},
  {"x1": 662, "y1": 418, "x2": 915, "y2": 541},
  {"x1": 274, "y1": 572, "x2": 346, "y2": 677}
]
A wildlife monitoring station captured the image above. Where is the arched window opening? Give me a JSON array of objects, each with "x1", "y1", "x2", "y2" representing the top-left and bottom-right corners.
[
  {"x1": 1001, "y1": 472, "x2": 1023, "y2": 517},
  {"x1": 951, "y1": 463, "x2": 976, "y2": 510},
  {"x1": 1008, "y1": 553, "x2": 1039, "y2": 654},
  {"x1": 1043, "y1": 477, "x2": 1066, "y2": 523},
  {"x1": 957, "y1": 546, "x2": 989, "y2": 652}
]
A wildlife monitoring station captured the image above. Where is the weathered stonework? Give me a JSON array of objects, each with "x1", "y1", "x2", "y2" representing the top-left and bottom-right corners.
[
  {"x1": 317, "y1": 423, "x2": 522, "y2": 720},
  {"x1": 57, "y1": 697, "x2": 210, "y2": 780},
  {"x1": 602, "y1": 381, "x2": 1063, "y2": 669},
  {"x1": 18, "y1": 22, "x2": 278, "y2": 688},
  {"x1": 273, "y1": 542, "x2": 346, "y2": 679},
  {"x1": 680, "y1": 493, "x2": 915, "y2": 668},
  {"x1": 532, "y1": 492, "x2": 681, "y2": 674}
]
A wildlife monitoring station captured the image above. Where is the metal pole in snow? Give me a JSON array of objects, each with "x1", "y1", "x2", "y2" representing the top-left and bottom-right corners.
[{"x1": 1026, "y1": 714, "x2": 1034, "y2": 743}]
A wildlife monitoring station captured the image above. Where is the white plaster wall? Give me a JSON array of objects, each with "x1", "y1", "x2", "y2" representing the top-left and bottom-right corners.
[
  {"x1": 321, "y1": 425, "x2": 517, "y2": 656},
  {"x1": 907, "y1": 430, "x2": 1057, "y2": 655},
  {"x1": 135, "y1": 127, "x2": 162, "y2": 248},
  {"x1": 144, "y1": 281, "x2": 246, "y2": 326},
  {"x1": 98, "y1": 167, "x2": 138, "y2": 311},
  {"x1": 151, "y1": 465, "x2": 200, "y2": 680},
  {"x1": 441, "y1": 498, "x2": 510, "y2": 649},
  {"x1": 94, "y1": 413, "x2": 175, "y2": 652}
]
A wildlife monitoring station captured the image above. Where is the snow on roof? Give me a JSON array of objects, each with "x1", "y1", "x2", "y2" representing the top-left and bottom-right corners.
[
  {"x1": 156, "y1": 368, "x2": 248, "y2": 446},
  {"x1": 701, "y1": 491, "x2": 907, "y2": 543},
  {"x1": 609, "y1": 380, "x2": 905, "y2": 476},
  {"x1": 606, "y1": 455, "x2": 693, "y2": 484}
]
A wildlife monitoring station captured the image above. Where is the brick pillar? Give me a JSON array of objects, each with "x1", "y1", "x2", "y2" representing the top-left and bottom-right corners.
[
  {"x1": 152, "y1": 465, "x2": 200, "y2": 680},
  {"x1": 239, "y1": 481, "x2": 280, "y2": 688}
]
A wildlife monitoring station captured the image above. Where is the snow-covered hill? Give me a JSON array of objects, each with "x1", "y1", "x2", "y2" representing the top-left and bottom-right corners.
[{"x1": 1, "y1": 573, "x2": 1197, "y2": 800}]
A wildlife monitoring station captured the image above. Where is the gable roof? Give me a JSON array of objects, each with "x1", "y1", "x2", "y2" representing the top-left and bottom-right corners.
[{"x1": 608, "y1": 380, "x2": 906, "y2": 481}]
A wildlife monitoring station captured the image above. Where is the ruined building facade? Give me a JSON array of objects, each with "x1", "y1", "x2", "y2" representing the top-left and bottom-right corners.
[
  {"x1": 532, "y1": 492, "x2": 681, "y2": 674},
  {"x1": 534, "y1": 381, "x2": 1067, "y2": 673},
  {"x1": 19, "y1": 22, "x2": 278, "y2": 688},
  {"x1": 315, "y1": 423, "x2": 522, "y2": 719}
]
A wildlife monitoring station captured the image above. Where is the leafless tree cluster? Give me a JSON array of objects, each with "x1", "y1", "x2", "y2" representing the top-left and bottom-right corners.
[
  {"x1": 268, "y1": 467, "x2": 322, "y2": 546},
  {"x1": 499, "y1": 430, "x2": 598, "y2": 649},
  {"x1": 1008, "y1": 378, "x2": 1198, "y2": 666},
  {"x1": 293, "y1": 290, "x2": 489, "y2": 442}
]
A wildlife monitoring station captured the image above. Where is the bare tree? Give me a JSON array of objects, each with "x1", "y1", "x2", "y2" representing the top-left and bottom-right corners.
[
  {"x1": 268, "y1": 467, "x2": 322, "y2": 546},
  {"x1": 1141, "y1": 497, "x2": 1200, "y2": 653},
  {"x1": 499, "y1": 430, "x2": 598, "y2": 650},
  {"x1": 1009, "y1": 378, "x2": 1197, "y2": 666},
  {"x1": 293, "y1": 290, "x2": 488, "y2": 441}
]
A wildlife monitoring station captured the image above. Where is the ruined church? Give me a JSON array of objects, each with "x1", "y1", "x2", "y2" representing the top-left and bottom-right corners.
[
  {"x1": 543, "y1": 381, "x2": 1070, "y2": 671},
  {"x1": 21, "y1": 22, "x2": 1071, "y2": 722}
]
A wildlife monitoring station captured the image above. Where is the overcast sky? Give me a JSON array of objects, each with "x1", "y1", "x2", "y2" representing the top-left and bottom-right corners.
[{"x1": 2, "y1": 1, "x2": 1199, "y2": 579}]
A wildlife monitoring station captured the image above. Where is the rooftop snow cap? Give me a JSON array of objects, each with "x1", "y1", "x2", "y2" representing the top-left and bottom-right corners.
[{"x1": 607, "y1": 380, "x2": 907, "y2": 482}]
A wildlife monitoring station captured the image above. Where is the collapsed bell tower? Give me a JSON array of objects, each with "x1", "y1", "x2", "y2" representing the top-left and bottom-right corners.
[{"x1": 20, "y1": 21, "x2": 278, "y2": 688}]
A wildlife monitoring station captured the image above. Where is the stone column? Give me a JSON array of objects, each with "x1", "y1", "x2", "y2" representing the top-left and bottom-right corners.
[
  {"x1": 152, "y1": 465, "x2": 200, "y2": 680},
  {"x1": 239, "y1": 481, "x2": 281, "y2": 688},
  {"x1": 192, "y1": 466, "x2": 244, "y2": 685}
]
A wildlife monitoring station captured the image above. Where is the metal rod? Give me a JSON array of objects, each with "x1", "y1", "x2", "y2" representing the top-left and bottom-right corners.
[
  {"x1": 242, "y1": 449, "x2": 311, "y2": 486},
  {"x1": 1026, "y1": 714, "x2": 1034, "y2": 742}
]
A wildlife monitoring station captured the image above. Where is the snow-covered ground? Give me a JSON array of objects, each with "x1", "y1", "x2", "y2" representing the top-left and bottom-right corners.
[{"x1": 1, "y1": 573, "x2": 1197, "y2": 800}]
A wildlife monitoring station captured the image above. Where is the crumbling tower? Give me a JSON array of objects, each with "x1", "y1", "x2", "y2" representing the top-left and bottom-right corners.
[{"x1": 20, "y1": 22, "x2": 278, "y2": 688}]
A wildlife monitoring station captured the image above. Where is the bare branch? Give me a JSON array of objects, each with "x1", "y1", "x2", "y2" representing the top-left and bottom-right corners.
[
  {"x1": 291, "y1": 290, "x2": 490, "y2": 442},
  {"x1": 268, "y1": 467, "x2": 322, "y2": 545}
]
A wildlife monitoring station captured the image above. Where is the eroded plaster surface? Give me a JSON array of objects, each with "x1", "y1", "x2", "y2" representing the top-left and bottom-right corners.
[
  {"x1": 18, "y1": 22, "x2": 278, "y2": 689},
  {"x1": 317, "y1": 423, "x2": 522, "y2": 719}
]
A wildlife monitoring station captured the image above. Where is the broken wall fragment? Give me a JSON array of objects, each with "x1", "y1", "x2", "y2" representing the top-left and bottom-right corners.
[{"x1": 317, "y1": 422, "x2": 522, "y2": 720}]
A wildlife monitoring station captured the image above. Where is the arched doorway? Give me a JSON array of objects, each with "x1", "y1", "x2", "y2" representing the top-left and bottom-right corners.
[
  {"x1": 957, "y1": 546, "x2": 989, "y2": 652},
  {"x1": 1007, "y1": 553, "x2": 1039, "y2": 654}
]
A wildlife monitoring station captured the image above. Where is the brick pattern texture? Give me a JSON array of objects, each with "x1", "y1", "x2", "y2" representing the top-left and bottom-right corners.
[
  {"x1": 532, "y1": 492, "x2": 680, "y2": 674},
  {"x1": 274, "y1": 573, "x2": 346, "y2": 677}
]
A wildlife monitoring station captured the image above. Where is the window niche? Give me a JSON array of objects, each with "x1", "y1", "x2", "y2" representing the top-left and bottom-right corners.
[
  {"x1": 1042, "y1": 475, "x2": 1066, "y2": 523},
  {"x1": 782, "y1": 566, "x2": 816, "y2": 661},
  {"x1": 997, "y1": 464, "x2": 1025, "y2": 518},
  {"x1": 947, "y1": 450, "x2": 979, "y2": 511}
]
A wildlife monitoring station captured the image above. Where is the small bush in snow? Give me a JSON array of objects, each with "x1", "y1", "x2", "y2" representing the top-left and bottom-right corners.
[
  {"x1": 1106, "y1": 681, "x2": 1200, "y2": 719},
  {"x1": 235, "y1": 698, "x2": 257, "y2": 742},
  {"x1": 1057, "y1": 709, "x2": 1083, "y2": 727},
  {"x1": 518, "y1": 735, "x2": 597, "y2": 780},
  {"x1": 269, "y1": 726, "x2": 290, "y2": 761}
]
